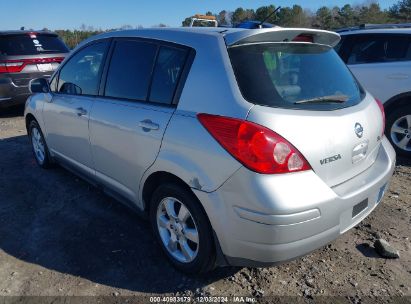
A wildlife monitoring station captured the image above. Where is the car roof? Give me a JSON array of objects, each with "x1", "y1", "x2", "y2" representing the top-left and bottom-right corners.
[
  {"x1": 80, "y1": 27, "x2": 340, "y2": 49},
  {"x1": 0, "y1": 30, "x2": 58, "y2": 36},
  {"x1": 338, "y1": 27, "x2": 411, "y2": 36}
]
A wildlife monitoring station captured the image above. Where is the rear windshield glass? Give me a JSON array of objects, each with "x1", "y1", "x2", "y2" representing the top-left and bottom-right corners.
[
  {"x1": 0, "y1": 34, "x2": 69, "y2": 56},
  {"x1": 228, "y1": 43, "x2": 364, "y2": 110}
]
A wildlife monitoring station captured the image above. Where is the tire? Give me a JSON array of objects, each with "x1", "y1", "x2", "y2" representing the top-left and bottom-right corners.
[
  {"x1": 28, "y1": 120, "x2": 52, "y2": 168},
  {"x1": 150, "y1": 183, "x2": 216, "y2": 274},
  {"x1": 386, "y1": 105, "x2": 411, "y2": 158}
]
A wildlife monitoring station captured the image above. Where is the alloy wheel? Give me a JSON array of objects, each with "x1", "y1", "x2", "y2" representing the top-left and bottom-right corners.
[
  {"x1": 31, "y1": 127, "x2": 46, "y2": 164},
  {"x1": 156, "y1": 197, "x2": 199, "y2": 263},
  {"x1": 390, "y1": 114, "x2": 411, "y2": 152}
]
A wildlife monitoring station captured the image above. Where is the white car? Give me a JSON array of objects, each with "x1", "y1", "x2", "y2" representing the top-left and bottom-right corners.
[{"x1": 336, "y1": 24, "x2": 411, "y2": 157}]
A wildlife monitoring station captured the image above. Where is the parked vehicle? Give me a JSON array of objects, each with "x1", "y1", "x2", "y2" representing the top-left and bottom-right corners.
[
  {"x1": 25, "y1": 27, "x2": 395, "y2": 274},
  {"x1": 0, "y1": 30, "x2": 69, "y2": 109},
  {"x1": 189, "y1": 14, "x2": 218, "y2": 27},
  {"x1": 336, "y1": 24, "x2": 411, "y2": 157}
]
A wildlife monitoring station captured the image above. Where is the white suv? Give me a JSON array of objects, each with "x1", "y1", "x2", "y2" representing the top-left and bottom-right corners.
[{"x1": 336, "y1": 24, "x2": 411, "y2": 157}]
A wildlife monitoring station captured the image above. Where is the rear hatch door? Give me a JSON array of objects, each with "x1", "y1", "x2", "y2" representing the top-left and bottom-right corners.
[
  {"x1": 247, "y1": 97, "x2": 383, "y2": 187},
  {"x1": 227, "y1": 30, "x2": 384, "y2": 187}
]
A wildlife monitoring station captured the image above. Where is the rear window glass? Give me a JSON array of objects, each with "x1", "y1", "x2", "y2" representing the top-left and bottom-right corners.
[
  {"x1": 0, "y1": 34, "x2": 69, "y2": 55},
  {"x1": 229, "y1": 43, "x2": 364, "y2": 110}
]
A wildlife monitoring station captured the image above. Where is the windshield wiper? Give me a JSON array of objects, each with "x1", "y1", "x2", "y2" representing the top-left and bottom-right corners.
[{"x1": 294, "y1": 95, "x2": 348, "y2": 104}]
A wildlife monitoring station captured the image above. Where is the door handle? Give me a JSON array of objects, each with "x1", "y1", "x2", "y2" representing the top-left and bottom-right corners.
[
  {"x1": 76, "y1": 107, "x2": 87, "y2": 116},
  {"x1": 139, "y1": 119, "x2": 159, "y2": 131}
]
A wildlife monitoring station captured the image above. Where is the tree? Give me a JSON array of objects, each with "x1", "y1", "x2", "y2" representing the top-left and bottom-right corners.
[
  {"x1": 358, "y1": 2, "x2": 389, "y2": 24},
  {"x1": 314, "y1": 7, "x2": 335, "y2": 29},
  {"x1": 276, "y1": 7, "x2": 293, "y2": 26},
  {"x1": 277, "y1": 5, "x2": 310, "y2": 27},
  {"x1": 389, "y1": 0, "x2": 411, "y2": 22},
  {"x1": 120, "y1": 24, "x2": 133, "y2": 30},
  {"x1": 337, "y1": 4, "x2": 358, "y2": 28},
  {"x1": 216, "y1": 10, "x2": 229, "y2": 26},
  {"x1": 182, "y1": 17, "x2": 191, "y2": 27},
  {"x1": 231, "y1": 7, "x2": 256, "y2": 25},
  {"x1": 255, "y1": 5, "x2": 277, "y2": 24}
]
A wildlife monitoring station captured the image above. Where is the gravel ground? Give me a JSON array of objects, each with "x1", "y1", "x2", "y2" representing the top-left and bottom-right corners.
[{"x1": 0, "y1": 107, "x2": 410, "y2": 303}]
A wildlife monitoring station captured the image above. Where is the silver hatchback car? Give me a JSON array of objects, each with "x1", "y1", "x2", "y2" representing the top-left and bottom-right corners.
[{"x1": 25, "y1": 27, "x2": 396, "y2": 274}]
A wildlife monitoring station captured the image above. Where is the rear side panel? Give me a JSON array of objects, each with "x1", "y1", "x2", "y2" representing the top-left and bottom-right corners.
[
  {"x1": 140, "y1": 110, "x2": 243, "y2": 197},
  {"x1": 349, "y1": 61, "x2": 411, "y2": 103}
]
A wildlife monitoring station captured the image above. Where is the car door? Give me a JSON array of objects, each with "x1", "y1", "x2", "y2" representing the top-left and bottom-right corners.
[
  {"x1": 90, "y1": 39, "x2": 190, "y2": 205},
  {"x1": 344, "y1": 34, "x2": 411, "y2": 102},
  {"x1": 43, "y1": 40, "x2": 110, "y2": 177}
]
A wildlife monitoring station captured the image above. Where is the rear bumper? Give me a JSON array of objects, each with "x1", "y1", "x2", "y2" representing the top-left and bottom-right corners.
[
  {"x1": 194, "y1": 137, "x2": 396, "y2": 267},
  {"x1": 0, "y1": 77, "x2": 31, "y2": 108}
]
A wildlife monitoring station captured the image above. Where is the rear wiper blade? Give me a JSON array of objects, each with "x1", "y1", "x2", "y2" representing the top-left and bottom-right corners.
[
  {"x1": 38, "y1": 50, "x2": 64, "y2": 53},
  {"x1": 294, "y1": 95, "x2": 348, "y2": 104}
]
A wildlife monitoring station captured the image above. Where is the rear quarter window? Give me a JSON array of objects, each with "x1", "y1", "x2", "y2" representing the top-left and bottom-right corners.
[
  {"x1": 149, "y1": 46, "x2": 188, "y2": 104},
  {"x1": 0, "y1": 34, "x2": 69, "y2": 55},
  {"x1": 228, "y1": 43, "x2": 365, "y2": 110}
]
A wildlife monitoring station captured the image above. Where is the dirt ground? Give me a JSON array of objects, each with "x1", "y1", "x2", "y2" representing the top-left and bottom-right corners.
[{"x1": 0, "y1": 106, "x2": 410, "y2": 303}]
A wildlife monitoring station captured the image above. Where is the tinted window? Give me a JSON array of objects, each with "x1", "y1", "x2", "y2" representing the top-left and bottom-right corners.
[
  {"x1": 149, "y1": 46, "x2": 188, "y2": 104},
  {"x1": 347, "y1": 35, "x2": 411, "y2": 64},
  {"x1": 229, "y1": 43, "x2": 364, "y2": 110},
  {"x1": 105, "y1": 40, "x2": 157, "y2": 101},
  {"x1": 58, "y1": 41, "x2": 108, "y2": 96},
  {"x1": 0, "y1": 34, "x2": 69, "y2": 55}
]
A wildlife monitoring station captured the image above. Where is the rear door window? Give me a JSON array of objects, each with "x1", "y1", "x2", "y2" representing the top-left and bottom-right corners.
[
  {"x1": 229, "y1": 43, "x2": 364, "y2": 110},
  {"x1": 0, "y1": 34, "x2": 69, "y2": 55},
  {"x1": 105, "y1": 40, "x2": 157, "y2": 101},
  {"x1": 347, "y1": 34, "x2": 411, "y2": 64}
]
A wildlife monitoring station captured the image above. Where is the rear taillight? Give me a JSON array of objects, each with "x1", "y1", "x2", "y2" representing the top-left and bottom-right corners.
[
  {"x1": 197, "y1": 114, "x2": 311, "y2": 174},
  {"x1": 375, "y1": 98, "x2": 385, "y2": 137},
  {"x1": 0, "y1": 57, "x2": 64, "y2": 74},
  {"x1": 293, "y1": 34, "x2": 314, "y2": 43},
  {"x1": 0, "y1": 61, "x2": 24, "y2": 73}
]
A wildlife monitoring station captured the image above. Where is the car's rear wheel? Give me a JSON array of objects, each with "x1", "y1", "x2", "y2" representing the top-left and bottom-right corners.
[
  {"x1": 387, "y1": 105, "x2": 411, "y2": 158},
  {"x1": 150, "y1": 183, "x2": 215, "y2": 274},
  {"x1": 28, "y1": 120, "x2": 52, "y2": 168}
]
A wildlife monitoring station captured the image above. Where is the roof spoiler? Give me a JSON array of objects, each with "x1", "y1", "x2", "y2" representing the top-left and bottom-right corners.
[{"x1": 225, "y1": 28, "x2": 341, "y2": 47}]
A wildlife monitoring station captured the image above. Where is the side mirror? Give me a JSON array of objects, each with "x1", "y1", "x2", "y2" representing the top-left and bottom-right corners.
[
  {"x1": 59, "y1": 82, "x2": 82, "y2": 95},
  {"x1": 30, "y1": 78, "x2": 50, "y2": 94}
]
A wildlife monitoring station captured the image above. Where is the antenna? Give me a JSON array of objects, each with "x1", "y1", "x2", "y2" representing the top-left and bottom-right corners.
[{"x1": 258, "y1": 6, "x2": 281, "y2": 28}]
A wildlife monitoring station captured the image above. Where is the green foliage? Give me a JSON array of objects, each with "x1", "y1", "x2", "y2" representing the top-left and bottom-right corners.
[
  {"x1": 216, "y1": 10, "x2": 229, "y2": 26},
  {"x1": 389, "y1": 0, "x2": 411, "y2": 21},
  {"x1": 49, "y1": 0, "x2": 410, "y2": 49},
  {"x1": 55, "y1": 29, "x2": 104, "y2": 49},
  {"x1": 231, "y1": 7, "x2": 256, "y2": 25},
  {"x1": 255, "y1": 5, "x2": 277, "y2": 24},
  {"x1": 180, "y1": 0, "x2": 408, "y2": 30}
]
